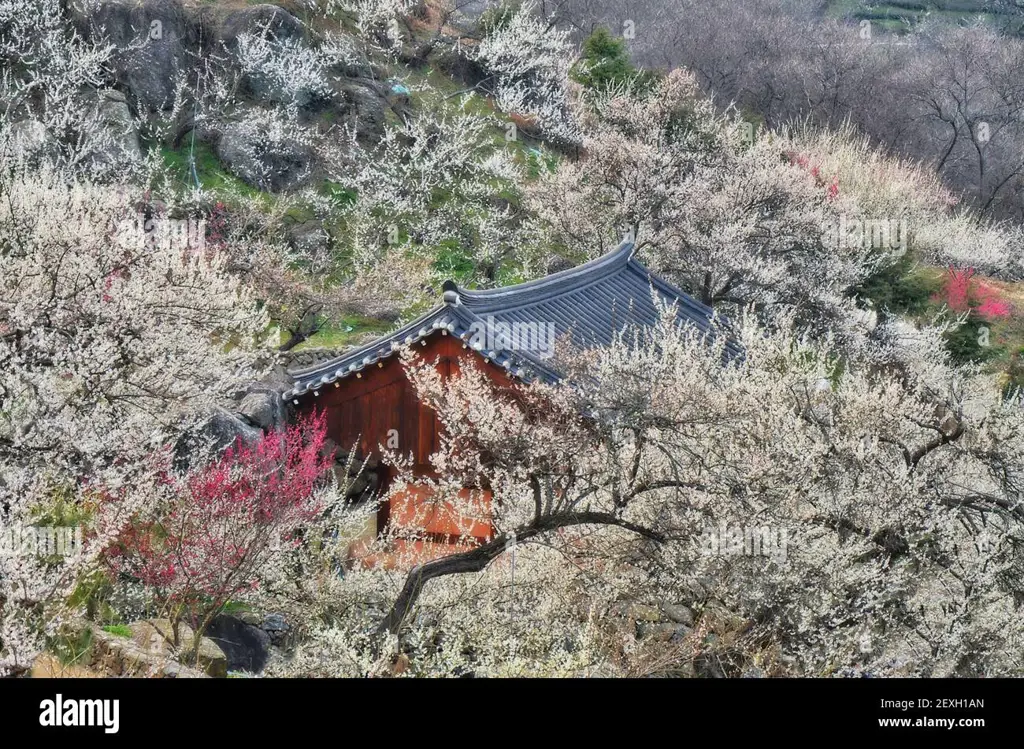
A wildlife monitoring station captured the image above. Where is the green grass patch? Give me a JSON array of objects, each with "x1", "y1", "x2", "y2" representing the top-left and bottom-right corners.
[
  {"x1": 319, "y1": 179, "x2": 358, "y2": 206},
  {"x1": 221, "y1": 600, "x2": 253, "y2": 616},
  {"x1": 156, "y1": 139, "x2": 265, "y2": 202},
  {"x1": 856, "y1": 256, "x2": 943, "y2": 317},
  {"x1": 944, "y1": 318, "x2": 1002, "y2": 364},
  {"x1": 289, "y1": 314, "x2": 394, "y2": 351},
  {"x1": 430, "y1": 238, "x2": 477, "y2": 282},
  {"x1": 102, "y1": 624, "x2": 133, "y2": 639}
]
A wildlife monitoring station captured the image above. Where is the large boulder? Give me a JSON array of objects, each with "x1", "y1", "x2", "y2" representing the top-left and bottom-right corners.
[
  {"x1": 131, "y1": 619, "x2": 228, "y2": 678},
  {"x1": 86, "y1": 89, "x2": 142, "y2": 171},
  {"x1": 220, "y1": 5, "x2": 306, "y2": 48},
  {"x1": 202, "y1": 407, "x2": 264, "y2": 450},
  {"x1": 174, "y1": 406, "x2": 263, "y2": 470},
  {"x1": 286, "y1": 219, "x2": 331, "y2": 258},
  {"x1": 261, "y1": 613, "x2": 291, "y2": 646},
  {"x1": 237, "y1": 388, "x2": 287, "y2": 432},
  {"x1": 5, "y1": 119, "x2": 59, "y2": 164},
  {"x1": 204, "y1": 614, "x2": 272, "y2": 673},
  {"x1": 222, "y1": 6, "x2": 329, "y2": 109},
  {"x1": 77, "y1": 0, "x2": 197, "y2": 112},
  {"x1": 332, "y1": 78, "x2": 390, "y2": 143},
  {"x1": 125, "y1": 1, "x2": 195, "y2": 112},
  {"x1": 216, "y1": 117, "x2": 314, "y2": 191}
]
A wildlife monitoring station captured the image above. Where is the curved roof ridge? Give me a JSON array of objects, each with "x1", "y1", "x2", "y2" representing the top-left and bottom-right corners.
[
  {"x1": 282, "y1": 239, "x2": 743, "y2": 401},
  {"x1": 457, "y1": 240, "x2": 634, "y2": 305}
]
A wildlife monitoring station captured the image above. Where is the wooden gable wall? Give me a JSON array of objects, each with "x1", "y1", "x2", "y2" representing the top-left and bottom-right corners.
[
  {"x1": 297, "y1": 331, "x2": 513, "y2": 471},
  {"x1": 294, "y1": 332, "x2": 517, "y2": 567}
]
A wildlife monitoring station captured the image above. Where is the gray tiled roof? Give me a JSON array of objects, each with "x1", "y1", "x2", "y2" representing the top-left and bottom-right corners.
[{"x1": 284, "y1": 241, "x2": 740, "y2": 401}]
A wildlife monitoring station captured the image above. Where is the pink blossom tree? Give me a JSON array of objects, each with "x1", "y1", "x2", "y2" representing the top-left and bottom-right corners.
[
  {"x1": 936, "y1": 266, "x2": 1012, "y2": 322},
  {"x1": 102, "y1": 412, "x2": 335, "y2": 660}
]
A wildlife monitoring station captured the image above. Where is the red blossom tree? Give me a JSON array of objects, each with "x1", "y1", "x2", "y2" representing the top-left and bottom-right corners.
[
  {"x1": 936, "y1": 266, "x2": 1012, "y2": 322},
  {"x1": 103, "y1": 411, "x2": 334, "y2": 659},
  {"x1": 785, "y1": 151, "x2": 839, "y2": 200}
]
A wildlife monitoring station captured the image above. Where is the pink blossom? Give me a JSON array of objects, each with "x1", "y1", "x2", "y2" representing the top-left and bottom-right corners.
[{"x1": 935, "y1": 267, "x2": 1012, "y2": 321}]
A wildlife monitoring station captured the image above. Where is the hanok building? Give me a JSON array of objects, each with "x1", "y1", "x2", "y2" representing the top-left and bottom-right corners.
[{"x1": 283, "y1": 241, "x2": 734, "y2": 566}]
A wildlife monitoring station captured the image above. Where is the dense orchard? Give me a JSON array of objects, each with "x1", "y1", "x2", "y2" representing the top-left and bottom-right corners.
[{"x1": 1, "y1": 0, "x2": 1023, "y2": 678}]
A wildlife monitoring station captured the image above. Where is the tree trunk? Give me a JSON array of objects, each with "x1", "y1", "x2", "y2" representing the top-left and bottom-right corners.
[{"x1": 377, "y1": 511, "x2": 664, "y2": 636}]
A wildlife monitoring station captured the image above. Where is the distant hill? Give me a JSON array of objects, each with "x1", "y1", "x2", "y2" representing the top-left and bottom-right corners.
[{"x1": 825, "y1": 0, "x2": 1024, "y2": 34}]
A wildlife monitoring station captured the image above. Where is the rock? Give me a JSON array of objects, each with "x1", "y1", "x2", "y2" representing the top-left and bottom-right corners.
[
  {"x1": 321, "y1": 437, "x2": 341, "y2": 461},
  {"x1": 220, "y1": 5, "x2": 306, "y2": 49},
  {"x1": 433, "y1": 46, "x2": 488, "y2": 88},
  {"x1": 237, "y1": 611, "x2": 263, "y2": 627},
  {"x1": 78, "y1": 0, "x2": 196, "y2": 112},
  {"x1": 223, "y1": 6, "x2": 326, "y2": 108},
  {"x1": 204, "y1": 614, "x2": 272, "y2": 673},
  {"x1": 46, "y1": 620, "x2": 212, "y2": 678},
  {"x1": 87, "y1": 89, "x2": 142, "y2": 170},
  {"x1": 261, "y1": 613, "x2": 290, "y2": 646},
  {"x1": 244, "y1": 382, "x2": 290, "y2": 430},
  {"x1": 124, "y1": 1, "x2": 194, "y2": 112},
  {"x1": 333, "y1": 78, "x2": 390, "y2": 143},
  {"x1": 256, "y1": 367, "x2": 296, "y2": 397},
  {"x1": 637, "y1": 622, "x2": 692, "y2": 642},
  {"x1": 216, "y1": 117, "x2": 314, "y2": 191},
  {"x1": 287, "y1": 220, "x2": 331, "y2": 257},
  {"x1": 237, "y1": 391, "x2": 279, "y2": 431},
  {"x1": 174, "y1": 407, "x2": 263, "y2": 469},
  {"x1": 130, "y1": 619, "x2": 228, "y2": 678},
  {"x1": 347, "y1": 472, "x2": 370, "y2": 496},
  {"x1": 202, "y1": 407, "x2": 264, "y2": 451},
  {"x1": 546, "y1": 255, "x2": 576, "y2": 275},
  {"x1": 6, "y1": 119, "x2": 58, "y2": 163},
  {"x1": 626, "y1": 603, "x2": 663, "y2": 623},
  {"x1": 263, "y1": 613, "x2": 288, "y2": 632},
  {"x1": 661, "y1": 603, "x2": 695, "y2": 627},
  {"x1": 334, "y1": 51, "x2": 384, "y2": 81}
]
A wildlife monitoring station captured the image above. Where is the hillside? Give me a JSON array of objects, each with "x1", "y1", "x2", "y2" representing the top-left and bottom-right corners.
[
  {"x1": 3, "y1": 0, "x2": 1024, "y2": 683},
  {"x1": 826, "y1": 0, "x2": 1024, "y2": 34}
]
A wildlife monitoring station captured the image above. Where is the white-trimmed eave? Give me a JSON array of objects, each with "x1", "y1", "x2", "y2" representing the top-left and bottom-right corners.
[{"x1": 281, "y1": 308, "x2": 555, "y2": 404}]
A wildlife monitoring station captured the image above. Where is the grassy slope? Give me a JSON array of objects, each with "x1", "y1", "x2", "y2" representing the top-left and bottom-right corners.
[
  {"x1": 155, "y1": 6, "x2": 560, "y2": 352},
  {"x1": 825, "y1": 0, "x2": 1024, "y2": 34},
  {"x1": 164, "y1": 3, "x2": 1024, "y2": 383}
]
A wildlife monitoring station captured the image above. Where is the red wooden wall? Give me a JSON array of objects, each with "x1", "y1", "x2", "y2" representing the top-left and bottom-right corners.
[
  {"x1": 300, "y1": 332, "x2": 512, "y2": 469},
  {"x1": 296, "y1": 331, "x2": 512, "y2": 567}
]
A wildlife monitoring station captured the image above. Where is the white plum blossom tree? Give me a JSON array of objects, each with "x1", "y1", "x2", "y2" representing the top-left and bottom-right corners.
[
  {"x1": 527, "y1": 69, "x2": 898, "y2": 347},
  {"x1": 0, "y1": 0, "x2": 145, "y2": 178},
  {"x1": 345, "y1": 306, "x2": 1024, "y2": 677},
  {"x1": 0, "y1": 163, "x2": 270, "y2": 674},
  {"x1": 467, "y1": 1, "x2": 581, "y2": 147}
]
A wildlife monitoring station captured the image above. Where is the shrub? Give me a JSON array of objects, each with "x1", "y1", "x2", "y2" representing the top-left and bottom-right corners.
[{"x1": 101, "y1": 412, "x2": 334, "y2": 662}]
